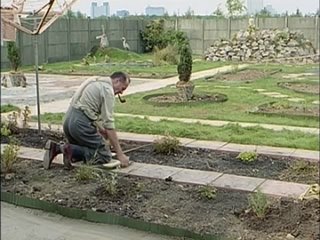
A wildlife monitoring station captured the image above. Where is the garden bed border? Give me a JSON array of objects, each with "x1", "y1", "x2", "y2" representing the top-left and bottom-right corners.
[{"x1": 1, "y1": 191, "x2": 222, "y2": 240}]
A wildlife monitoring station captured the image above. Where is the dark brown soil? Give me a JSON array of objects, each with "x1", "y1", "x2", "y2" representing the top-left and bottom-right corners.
[
  {"x1": 209, "y1": 69, "x2": 272, "y2": 82},
  {"x1": 254, "y1": 102, "x2": 319, "y2": 118},
  {"x1": 145, "y1": 93, "x2": 227, "y2": 104},
  {"x1": 2, "y1": 128, "x2": 318, "y2": 185},
  {"x1": 278, "y1": 82, "x2": 320, "y2": 94},
  {"x1": 1, "y1": 159, "x2": 319, "y2": 240}
]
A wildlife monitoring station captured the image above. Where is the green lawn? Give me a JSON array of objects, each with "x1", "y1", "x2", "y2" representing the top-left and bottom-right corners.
[
  {"x1": 115, "y1": 64, "x2": 319, "y2": 128},
  {"x1": 32, "y1": 113, "x2": 319, "y2": 151},
  {"x1": 16, "y1": 48, "x2": 227, "y2": 78},
  {"x1": 1, "y1": 104, "x2": 20, "y2": 113}
]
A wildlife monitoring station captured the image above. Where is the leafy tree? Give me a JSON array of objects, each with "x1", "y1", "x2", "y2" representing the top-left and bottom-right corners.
[
  {"x1": 256, "y1": 7, "x2": 272, "y2": 17},
  {"x1": 65, "y1": 10, "x2": 76, "y2": 18},
  {"x1": 76, "y1": 11, "x2": 87, "y2": 19},
  {"x1": 140, "y1": 19, "x2": 188, "y2": 53},
  {"x1": 7, "y1": 41, "x2": 21, "y2": 72},
  {"x1": 213, "y1": 5, "x2": 224, "y2": 16},
  {"x1": 290, "y1": 8, "x2": 302, "y2": 17},
  {"x1": 184, "y1": 7, "x2": 194, "y2": 18},
  {"x1": 225, "y1": 0, "x2": 246, "y2": 17},
  {"x1": 177, "y1": 44, "x2": 192, "y2": 82}
]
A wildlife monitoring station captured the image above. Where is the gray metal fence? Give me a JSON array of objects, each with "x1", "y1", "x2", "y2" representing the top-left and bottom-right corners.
[{"x1": 1, "y1": 16, "x2": 319, "y2": 69}]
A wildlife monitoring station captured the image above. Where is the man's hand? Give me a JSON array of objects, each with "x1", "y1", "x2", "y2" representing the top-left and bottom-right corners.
[{"x1": 117, "y1": 153, "x2": 130, "y2": 168}]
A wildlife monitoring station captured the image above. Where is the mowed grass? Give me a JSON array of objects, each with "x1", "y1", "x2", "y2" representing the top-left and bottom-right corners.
[
  {"x1": 115, "y1": 64, "x2": 319, "y2": 128},
  {"x1": 19, "y1": 48, "x2": 226, "y2": 78},
  {"x1": 33, "y1": 113, "x2": 319, "y2": 150},
  {"x1": 1, "y1": 104, "x2": 20, "y2": 113}
]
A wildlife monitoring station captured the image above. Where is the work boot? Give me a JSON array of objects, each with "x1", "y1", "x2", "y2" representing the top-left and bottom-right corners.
[
  {"x1": 43, "y1": 140, "x2": 62, "y2": 169},
  {"x1": 62, "y1": 143, "x2": 73, "y2": 170}
]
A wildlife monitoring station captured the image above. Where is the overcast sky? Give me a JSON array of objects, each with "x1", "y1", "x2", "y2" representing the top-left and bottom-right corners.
[{"x1": 71, "y1": 0, "x2": 319, "y2": 16}]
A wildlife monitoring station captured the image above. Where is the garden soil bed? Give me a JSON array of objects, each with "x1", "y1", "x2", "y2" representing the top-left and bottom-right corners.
[
  {"x1": 278, "y1": 82, "x2": 320, "y2": 94},
  {"x1": 143, "y1": 93, "x2": 228, "y2": 104},
  {"x1": 252, "y1": 102, "x2": 319, "y2": 119},
  {"x1": 1, "y1": 158, "x2": 319, "y2": 240},
  {"x1": 2, "y1": 128, "x2": 318, "y2": 185},
  {"x1": 207, "y1": 69, "x2": 280, "y2": 82}
]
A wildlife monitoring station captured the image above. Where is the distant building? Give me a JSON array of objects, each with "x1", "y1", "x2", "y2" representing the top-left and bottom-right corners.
[
  {"x1": 145, "y1": 6, "x2": 165, "y2": 16},
  {"x1": 116, "y1": 10, "x2": 130, "y2": 17},
  {"x1": 247, "y1": 0, "x2": 263, "y2": 15},
  {"x1": 265, "y1": 4, "x2": 276, "y2": 15},
  {"x1": 91, "y1": 2, "x2": 110, "y2": 18}
]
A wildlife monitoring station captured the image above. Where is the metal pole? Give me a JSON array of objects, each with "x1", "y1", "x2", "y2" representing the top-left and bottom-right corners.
[{"x1": 34, "y1": 35, "x2": 41, "y2": 134}]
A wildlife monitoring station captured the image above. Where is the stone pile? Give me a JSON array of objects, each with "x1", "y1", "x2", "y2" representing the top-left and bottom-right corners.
[{"x1": 204, "y1": 27, "x2": 319, "y2": 63}]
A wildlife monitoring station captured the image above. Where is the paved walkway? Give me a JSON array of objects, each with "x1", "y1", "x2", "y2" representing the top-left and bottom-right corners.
[
  {"x1": 1, "y1": 202, "x2": 175, "y2": 240},
  {"x1": 24, "y1": 122, "x2": 320, "y2": 162},
  {"x1": 115, "y1": 113, "x2": 319, "y2": 135},
  {"x1": 0, "y1": 144, "x2": 312, "y2": 199}
]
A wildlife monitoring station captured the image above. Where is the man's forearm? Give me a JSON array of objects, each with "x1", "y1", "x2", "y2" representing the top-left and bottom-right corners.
[{"x1": 105, "y1": 129, "x2": 123, "y2": 155}]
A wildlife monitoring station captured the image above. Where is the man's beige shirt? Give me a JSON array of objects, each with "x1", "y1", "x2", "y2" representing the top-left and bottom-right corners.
[{"x1": 70, "y1": 77, "x2": 115, "y2": 129}]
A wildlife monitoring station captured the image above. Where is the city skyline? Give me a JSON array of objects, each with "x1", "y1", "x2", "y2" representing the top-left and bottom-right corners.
[{"x1": 71, "y1": 0, "x2": 319, "y2": 16}]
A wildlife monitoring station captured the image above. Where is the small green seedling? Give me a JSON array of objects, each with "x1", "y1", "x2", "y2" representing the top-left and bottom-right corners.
[
  {"x1": 75, "y1": 165, "x2": 98, "y2": 181},
  {"x1": 153, "y1": 133, "x2": 180, "y2": 155},
  {"x1": 0, "y1": 123, "x2": 11, "y2": 137},
  {"x1": 199, "y1": 185, "x2": 217, "y2": 200},
  {"x1": 237, "y1": 151, "x2": 258, "y2": 163},
  {"x1": 97, "y1": 172, "x2": 118, "y2": 196},
  {"x1": 248, "y1": 189, "x2": 269, "y2": 219},
  {"x1": 21, "y1": 106, "x2": 31, "y2": 128}
]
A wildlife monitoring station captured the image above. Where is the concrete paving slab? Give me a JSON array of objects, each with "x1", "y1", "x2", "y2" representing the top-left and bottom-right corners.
[
  {"x1": 210, "y1": 174, "x2": 266, "y2": 192},
  {"x1": 260, "y1": 92, "x2": 281, "y2": 96},
  {"x1": 219, "y1": 143, "x2": 257, "y2": 153},
  {"x1": 256, "y1": 146, "x2": 296, "y2": 157},
  {"x1": 128, "y1": 164, "x2": 183, "y2": 179},
  {"x1": 290, "y1": 149, "x2": 320, "y2": 162},
  {"x1": 258, "y1": 180, "x2": 310, "y2": 198},
  {"x1": 254, "y1": 89, "x2": 266, "y2": 92},
  {"x1": 117, "y1": 132, "x2": 157, "y2": 142},
  {"x1": 113, "y1": 162, "x2": 145, "y2": 174},
  {"x1": 288, "y1": 98, "x2": 306, "y2": 102},
  {"x1": 170, "y1": 169, "x2": 223, "y2": 185},
  {"x1": 271, "y1": 94, "x2": 288, "y2": 98},
  {"x1": 184, "y1": 140, "x2": 227, "y2": 150}
]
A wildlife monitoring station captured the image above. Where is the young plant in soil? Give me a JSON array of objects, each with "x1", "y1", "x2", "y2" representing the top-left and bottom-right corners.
[
  {"x1": 0, "y1": 123, "x2": 11, "y2": 137},
  {"x1": 75, "y1": 165, "x2": 98, "y2": 182},
  {"x1": 248, "y1": 189, "x2": 269, "y2": 219},
  {"x1": 153, "y1": 134, "x2": 180, "y2": 155},
  {"x1": 99, "y1": 172, "x2": 118, "y2": 196},
  {"x1": 237, "y1": 151, "x2": 258, "y2": 163},
  {"x1": 198, "y1": 185, "x2": 217, "y2": 200},
  {"x1": 1, "y1": 137, "x2": 20, "y2": 173},
  {"x1": 20, "y1": 106, "x2": 31, "y2": 128}
]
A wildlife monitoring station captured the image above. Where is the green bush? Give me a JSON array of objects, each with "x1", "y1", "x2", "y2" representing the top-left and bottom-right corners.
[
  {"x1": 236, "y1": 151, "x2": 258, "y2": 163},
  {"x1": 75, "y1": 165, "x2": 97, "y2": 181},
  {"x1": 140, "y1": 19, "x2": 188, "y2": 53},
  {"x1": 199, "y1": 185, "x2": 217, "y2": 200},
  {"x1": 177, "y1": 44, "x2": 193, "y2": 82},
  {"x1": 153, "y1": 45, "x2": 179, "y2": 66},
  {"x1": 1, "y1": 137, "x2": 20, "y2": 173},
  {"x1": 0, "y1": 104, "x2": 20, "y2": 113},
  {"x1": 100, "y1": 172, "x2": 118, "y2": 196},
  {"x1": 153, "y1": 134, "x2": 180, "y2": 155},
  {"x1": 7, "y1": 41, "x2": 21, "y2": 72},
  {"x1": 1, "y1": 123, "x2": 11, "y2": 137}
]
